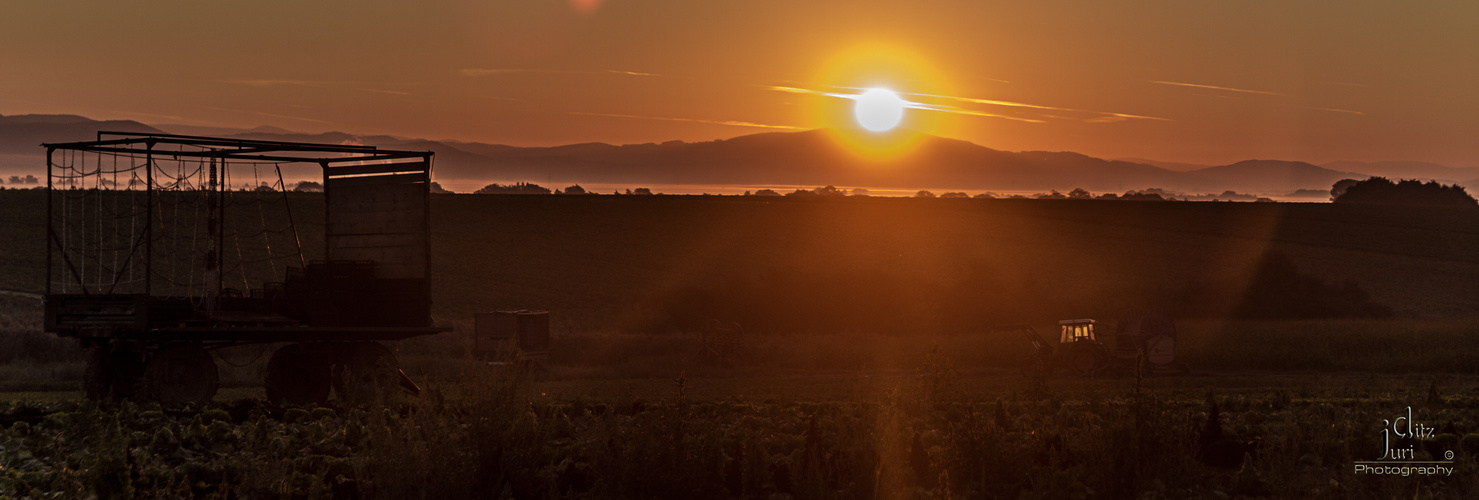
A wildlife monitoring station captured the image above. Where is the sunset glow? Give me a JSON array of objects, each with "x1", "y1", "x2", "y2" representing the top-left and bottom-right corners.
[{"x1": 0, "y1": 2, "x2": 1475, "y2": 167}]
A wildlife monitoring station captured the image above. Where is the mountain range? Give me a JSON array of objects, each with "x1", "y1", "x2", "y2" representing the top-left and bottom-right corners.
[{"x1": 2, "y1": 113, "x2": 1475, "y2": 196}]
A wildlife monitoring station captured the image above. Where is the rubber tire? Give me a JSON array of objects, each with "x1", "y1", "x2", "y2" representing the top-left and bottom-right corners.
[
  {"x1": 266, "y1": 343, "x2": 332, "y2": 405},
  {"x1": 1065, "y1": 342, "x2": 1108, "y2": 377},
  {"x1": 145, "y1": 342, "x2": 219, "y2": 407}
]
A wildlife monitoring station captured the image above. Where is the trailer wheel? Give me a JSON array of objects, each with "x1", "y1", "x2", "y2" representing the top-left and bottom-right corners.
[
  {"x1": 332, "y1": 342, "x2": 401, "y2": 405},
  {"x1": 145, "y1": 342, "x2": 219, "y2": 407},
  {"x1": 266, "y1": 343, "x2": 331, "y2": 405},
  {"x1": 83, "y1": 342, "x2": 145, "y2": 400}
]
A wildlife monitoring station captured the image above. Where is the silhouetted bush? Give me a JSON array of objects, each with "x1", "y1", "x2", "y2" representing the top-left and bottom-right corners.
[
  {"x1": 1333, "y1": 177, "x2": 1476, "y2": 207},
  {"x1": 1232, "y1": 251, "x2": 1392, "y2": 319},
  {"x1": 293, "y1": 181, "x2": 324, "y2": 192}
]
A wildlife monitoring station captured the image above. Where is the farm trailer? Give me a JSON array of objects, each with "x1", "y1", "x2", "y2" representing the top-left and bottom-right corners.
[{"x1": 42, "y1": 132, "x2": 449, "y2": 406}]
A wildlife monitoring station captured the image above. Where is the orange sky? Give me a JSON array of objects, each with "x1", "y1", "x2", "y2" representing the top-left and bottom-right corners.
[{"x1": 3, "y1": 1, "x2": 1477, "y2": 166}]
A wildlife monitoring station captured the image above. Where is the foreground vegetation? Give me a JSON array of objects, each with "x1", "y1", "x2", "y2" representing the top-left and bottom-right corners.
[{"x1": 5, "y1": 365, "x2": 1479, "y2": 499}]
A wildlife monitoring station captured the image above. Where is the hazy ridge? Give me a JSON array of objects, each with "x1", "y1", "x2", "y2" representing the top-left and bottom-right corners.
[{"x1": 5, "y1": 113, "x2": 1476, "y2": 196}]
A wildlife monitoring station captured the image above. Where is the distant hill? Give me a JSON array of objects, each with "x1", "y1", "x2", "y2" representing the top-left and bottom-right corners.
[
  {"x1": 1115, "y1": 157, "x2": 1214, "y2": 172},
  {"x1": 0, "y1": 113, "x2": 162, "y2": 154},
  {"x1": 1322, "y1": 160, "x2": 1479, "y2": 186},
  {"x1": 1183, "y1": 160, "x2": 1358, "y2": 194},
  {"x1": 0, "y1": 113, "x2": 1422, "y2": 195}
]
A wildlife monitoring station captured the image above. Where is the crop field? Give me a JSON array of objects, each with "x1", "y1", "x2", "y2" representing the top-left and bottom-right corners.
[{"x1": 2, "y1": 191, "x2": 1478, "y2": 498}]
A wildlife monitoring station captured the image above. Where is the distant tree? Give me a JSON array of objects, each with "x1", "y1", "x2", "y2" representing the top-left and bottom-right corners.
[
  {"x1": 255, "y1": 182, "x2": 276, "y2": 192},
  {"x1": 973, "y1": 192, "x2": 997, "y2": 199},
  {"x1": 632, "y1": 187, "x2": 653, "y2": 195},
  {"x1": 1067, "y1": 188, "x2": 1092, "y2": 199},
  {"x1": 1120, "y1": 190, "x2": 1166, "y2": 201},
  {"x1": 786, "y1": 188, "x2": 815, "y2": 197},
  {"x1": 1036, "y1": 190, "x2": 1066, "y2": 199},
  {"x1": 940, "y1": 192, "x2": 969, "y2": 198},
  {"x1": 429, "y1": 181, "x2": 451, "y2": 194},
  {"x1": 1330, "y1": 179, "x2": 1360, "y2": 201},
  {"x1": 563, "y1": 184, "x2": 587, "y2": 195},
  {"x1": 1096, "y1": 193, "x2": 1119, "y2": 200},
  {"x1": 475, "y1": 182, "x2": 552, "y2": 195},
  {"x1": 851, "y1": 188, "x2": 870, "y2": 197},
  {"x1": 813, "y1": 185, "x2": 846, "y2": 196},
  {"x1": 915, "y1": 190, "x2": 935, "y2": 198},
  {"x1": 1255, "y1": 197, "x2": 1275, "y2": 203},
  {"x1": 293, "y1": 181, "x2": 324, "y2": 192},
  {"x1": 6, "y1": 176, "x2": 18, "y2": 184},
  {"x1": 1333, "y1": 177, "x2": 1476, "y2": 207},
  {"x1": 753, "y1": 189, "x2": 781, "y2": 196}
]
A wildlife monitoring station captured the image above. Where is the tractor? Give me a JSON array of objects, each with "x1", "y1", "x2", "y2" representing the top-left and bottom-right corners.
[{"x1": 992, "y1": 311, "x2": 1180, "y2": 377}]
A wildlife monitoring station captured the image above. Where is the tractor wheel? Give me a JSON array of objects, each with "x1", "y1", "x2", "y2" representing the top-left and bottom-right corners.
[
  {"x1": 266, "y1": 343, "x2": 332, "y2": 405},
  {"x1": 145, "y1": 342, "x2": 219, "y2": 407},
  {"x1": 331, "y1": 342, "x2": 401, "y2": 405},
  {"x1": 1064, "y1": 342, "x2": 1109, "y2": 377}
]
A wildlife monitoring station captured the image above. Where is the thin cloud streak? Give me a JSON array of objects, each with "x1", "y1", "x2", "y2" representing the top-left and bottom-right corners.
[
  {"x1": 1314, "y1": 107, "x2": 1365, "y2": 116},
  {"x1": 206, "y1": 106, "x2": 332, "y2": 124},
  {"x1": 226, "y1": 79, "x2": 410, "y2": 96},
  {"x1": 768, "y1": 85, "x2": 1161, "y2": 124},
  {"x1": 461, "y1": 68, "x2": 661, "y2": 78},
  {"x1": 905, "y1": 91, "x2": 1079, "y2": 112},
  {"x1": 459, "y1": 68, "x2": 538, "y2": 77},
  {"x1": 606, "y1": 70, "x2": 660, "y2": 77},
  {"x1": 765, "y1": 86, "x2": 1042, "y2": 122},
  {"x1": 1151, "y1": 80, "x2": 1285, "y2": 96},
  {"x1": 568, "y1": 112, "x2": 805, "y2": 130}
]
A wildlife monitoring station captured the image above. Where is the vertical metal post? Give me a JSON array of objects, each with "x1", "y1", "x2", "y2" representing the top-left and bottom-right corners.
[
  {"x1": 145, "y1": 141, "x2": 154, "y2": 295},
  {"x1": 45, "y1": 147, "x2": 54, "y2": 296},
  {"x1": 423, "y1": 154, "x2": 434, "y2": 324}
]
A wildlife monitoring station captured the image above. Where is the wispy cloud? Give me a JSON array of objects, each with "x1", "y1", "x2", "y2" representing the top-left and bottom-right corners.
[
  {"x1": 766, "y1": 85, "x2": 1162, "y2": 124},
  {"x1": 460, "y1": 68, "x2": 661, "y2": 78},
  {"x1": 225, "y1": 79, "x2": 410, "y2": 96},
  {"x1": 229, "y1": 79, "x2": 329, "y2": 88},
  {"x1": 353, "y1": 88, "x2": 411, "y2": 96},
  {"x1": 606, "y1": 69, "x2": 660, "y2": 77},
  {"x1": 459, "y1": 68, "x2": 539, "y2": 77},
  {"x1": 568, "y1": 112, "x2": 805, "y2": 130},
  {"x1": 1150, "y1": 80, "x2": 1284, "y2": 96},
  {"x1": 1313, "y1": 107, "x2": 1365, "y2": 116},
  {"x1": 1084, "y1": 112, "x2": 1172, "y2": 123},
  {"x1": 206, "y1": 106, "x2": 332, "y2": 124},
  {"x1": 905, "y1": 91, "x2": 1078, "y2": 112}
]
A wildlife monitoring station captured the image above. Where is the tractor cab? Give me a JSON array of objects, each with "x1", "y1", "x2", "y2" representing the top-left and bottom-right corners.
[{"x1": 1058, "y1": 319, "x2": 1097, "y2": 343}]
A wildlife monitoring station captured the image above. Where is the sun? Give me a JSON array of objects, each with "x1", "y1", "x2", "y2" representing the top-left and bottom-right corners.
[
  {"x1": 854, "y1": 88, "x2": 905, "y2": 132},
  {"x1": 799, "y1": 42, "x2": 958, "y2": 159}
]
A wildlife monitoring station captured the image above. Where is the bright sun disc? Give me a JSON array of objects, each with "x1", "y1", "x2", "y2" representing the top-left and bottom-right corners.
[{"x1": 854, "y1": 88, "x2": 905, "y2": 132}]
